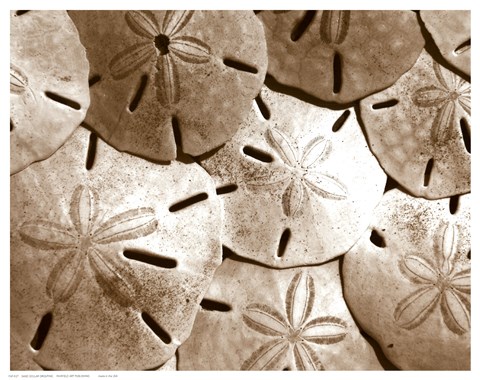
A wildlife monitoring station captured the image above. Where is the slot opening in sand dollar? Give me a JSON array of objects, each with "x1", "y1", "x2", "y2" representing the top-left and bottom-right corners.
[
  {"x1": 372, "y1": 99, "x2": 399, "y2": 110},
  {"x1": 141, "y1": 312, "x2": 171, "y2": 344},
  {"x1": 255, "y1": 93, "x2": 271, "y2": 120},
  {"x1": 216, "y1": 184, "x2": 238, "y2": 195},
  {"x1": 169, "y1": 192, "x2": 209, "y2": 212},
  {"x1": 277, "y1": 228, "x2": 291, "y2": 258},
  {"x1": 30, "y1": 312, "x2": 53, "y2": 351},
  {"x1": 243, "y1": 146, "x2": 273, "y2": 163},
  {"x1": 85, "y1": 132, "x2": 98, "y2": 170},
  {"x1": 290, "y1": 10, "x2": 316, "y2": 42},
  {"x1": 423, "y1": 158, "x2": 434, "y2": 187},
  {"x1": 370, "y1": 229, "x2": 386, "y2": 248},
  {"x1": 460, "y1": 118, "x2": 470, "y2": 153},
  {"x1": 123, "y1": 249, "x2": 177, "y2": 269},
  {"x1": 223, "y1": 58, "x2": 258, "y2": 74},
  {"x1": 333, "y1": 52, "x2": 342, "y2": 94},
  {"x1": 454, "y1": 39, "x2": 471, "y2": 55},
  {"x1": 332, "y1": 110, "x2": 350, "y2": 132},
  {"x1": 45, "y1": 91, "x2": 81, "y2": 110},
  {"x1": 128, "y1": 74, "x2": 148, "y2": 112},
  {"x1": 449, "y1": 195, "x2": 460, "y2": 215},
  {"x1": 200, "y1": 298, "x2": 232, "y2": 312}
]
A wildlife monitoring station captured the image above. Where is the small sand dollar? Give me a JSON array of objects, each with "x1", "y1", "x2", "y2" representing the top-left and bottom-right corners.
[
  {"x1": 420, "y1": 10, "x2": 470, "y2": 76},
  {"x1": 359, "y1": 50, "x2": 470, "y2": 199},
  {"x1": 10, "y1": 10, "x2": 90, "y2": 174},
  {"x1": 258, "y1": 10, "x2": 424, "y2": 103},
  {"x1": 343, "y1": 189, "x2": 470, "y2": 370},
  {"x1": 68, "y1": 10, "x2": 267, "y2": 161},
  {"x1": 178, "y1": 257, "x2": 382, "y2": 370},
  {"x1": 10, "y1": 127, "x2": 222, "y2": 370},
  {"x1": 201, "y1": 86, "x2": 386, "y2": 268}
]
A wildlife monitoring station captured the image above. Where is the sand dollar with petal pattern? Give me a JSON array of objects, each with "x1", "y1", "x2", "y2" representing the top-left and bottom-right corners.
[
  {"x1": 10, "y1": 10, "x2": 90, "y2": 174},
  {"x1": 10, "y1": 127, "x2": 221, "y2": 370},
  {"x1": 258, "y1": 10, "x2": 424, "y2": 103},
  {"x1": 68, "y1": 10, "x2": 267, "y2": 161},
  {"x1": 359, "y1": 50, "x2": 470, "y2": 199},
  {"x1": 200, "y1": 86, "x2": 386, "y2": 268},
  {"x1": 342, "y1": 189, "x2": 470, "y2": 370},
  {"x1": 178, "y1": 257, "x2": 382, "y2": 370}
]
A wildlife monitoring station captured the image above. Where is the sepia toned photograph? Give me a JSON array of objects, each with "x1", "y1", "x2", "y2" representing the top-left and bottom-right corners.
[{"x1": 9, "y1": 6, "x2": 471, "y2": 374}]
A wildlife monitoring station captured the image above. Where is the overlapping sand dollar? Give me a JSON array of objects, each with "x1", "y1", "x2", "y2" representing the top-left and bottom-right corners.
[
  {"x1": 360, "y1": 50, "x2": 470, "y2": 199},
  {"x1": 343, "y1": 189, "x2": 470, "y2": 370},
  {"x1": 178, "y1": 257, "x2": 382, "y2": 370},
  {"x1": 10, "y1": 10, "x2": 90, "y2": 174},
  {"x1": 420, "y1": 10, "x2": 470, "y2": 76},
  {"x1": 10, "y1": 127, "x2": 221, "y2": 370},
  {"x1": 68, "y1": 10, "x2": 267, "y2": 161},
  {"x1": 201, "y1": 86, "x2": 386, "y2": 268},
  {"x1": 258, "y1": 10, "x2": 424, "y2": 103}
]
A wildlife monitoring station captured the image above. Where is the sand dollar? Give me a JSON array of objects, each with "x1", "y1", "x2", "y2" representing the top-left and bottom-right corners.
[
  {"x1": 68, "y1": 10, "x2": 267, "y2": 161},
  {"x1": 343, "y1": 189, "x2": 470, "y2": 369},
  {"x1": 10, "y1": 10, "x2": 90, "y2": 174},
  {"x1": 359, "y1": 50, "x2": 470, "y2": 199},
  {"x1": 420, "y1": 10, "x2": 470, "y2": 76},
  {"x1": 258, "y1": 10, "x2": 424, "y2": 103},
  {"x1": 178, "y1": 256, "x2": 382, "y2": 370},
  {"x1": 10, "y1": 127, "x2": 221, "y2": 370},
  {"x1": 201, "y1": 86, "x2": 386, "y2": 268}
]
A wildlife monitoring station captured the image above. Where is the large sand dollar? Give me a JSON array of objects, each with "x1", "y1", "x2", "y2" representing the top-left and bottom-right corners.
[
  {"x1": 10, "y1": 127, "x2": 222, "y2": 370},
  {"x1": 178, "y1": 257, "x2": 382, "y2": 370},
  {"x1": 10, "y1": 10, "x2": 90, "y2": 174},
  {"x1": 69, "y1": 10, "x2": 267, "y2": 161},
  {"x1": 359, "y1": 50, "x2": 470, "y2": 199},
  {"x1": 201, "y1": 86, "x2": 386, "y2": 268},
  {"x1": 343, "y1": 189, "x2": 470, "y2": 370}
]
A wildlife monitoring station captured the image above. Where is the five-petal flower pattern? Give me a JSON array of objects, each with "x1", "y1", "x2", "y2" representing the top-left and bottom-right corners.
[
  {"x1": 394, "y1": 223, "x2": 470, "y2": 335},
  {"x1": 247, "y1": 128, "x2": 347, "y2": 217},
  {"x1": 241, "y1": 272, "x2": 348, "y2": 370},
  {"x1": 412, "y1": 61, "x2": 470, "y2": 145},
  {"x1": 109, "y1": 10, "x2": 211, "y2": 105},
  {"x1": 19, "y1": 185, "x2": 158, "y2": 306}
]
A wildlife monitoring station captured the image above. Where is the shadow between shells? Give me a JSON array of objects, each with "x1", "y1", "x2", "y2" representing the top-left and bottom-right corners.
[{"x1": 10, "y1": 10, "x2": 470, "y2": 371}]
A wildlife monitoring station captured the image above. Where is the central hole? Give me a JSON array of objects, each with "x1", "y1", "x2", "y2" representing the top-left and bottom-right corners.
[
  {"x1": 155, "y1": 34, "x2": 170, "y2": 55},
  {"x1": 79, "y1": 236, "x2": 92, "y2": 252}
]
